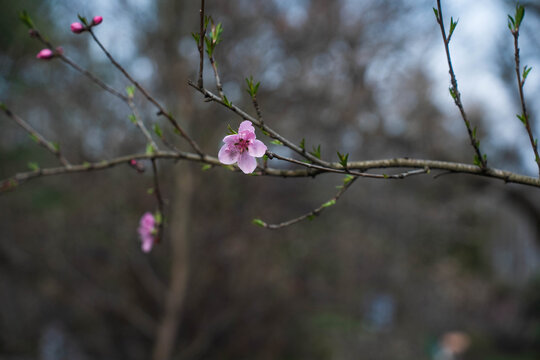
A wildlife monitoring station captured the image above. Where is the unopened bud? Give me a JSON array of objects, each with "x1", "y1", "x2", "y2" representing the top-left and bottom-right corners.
[
  {"x1": 36, "y1": 48, "x2": 54, "y2": 60},
  {"x1": 28, "y1": 29, "x2": 38, "y2": 38},
  {"x1": 70, "y1": 22, "x2": 85, "y2": 34},
  {"x1": 92, "y1": 16, "x2": 103, "y2": 26}
]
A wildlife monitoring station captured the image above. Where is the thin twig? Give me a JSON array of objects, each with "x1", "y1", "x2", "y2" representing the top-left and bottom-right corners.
[
  {"x1": 0, "y1": 105, "x2": 70, "y2": 166},
  {"x1": 511, "y1": 25, "x2": 540, "y2": 176},
  {"x1": 267, "y1": 151, "x2": 429, "y2": 179},
  {"x1": 259, "y1": 177, "x2": 359, "y2": 229},
  {"x1": 87, "y1": 29, "x2": 203, "y2": 156},
  {"x1": 209, "y1": 56, "x2": 225, "y2": 99},
  {"x1": 151, "y1": 159, "x2": 165, "y2": 243},
  {"x1": 435, "y1": 0, "x2": 487, "y2": 168},
  {"x1": 198, "y1": 0, "x2": 206, "y2": 88},
  {"x1": 3, "y1": 154, "x2": 539, "y2": 194},
  {"x1": 127, "y1": 98, "x2": 159, "y2": 150}
]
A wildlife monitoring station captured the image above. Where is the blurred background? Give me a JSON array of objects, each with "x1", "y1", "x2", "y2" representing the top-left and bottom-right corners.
[{"x1": 1, "y1": 0, "x2": 540, "y2": 359}]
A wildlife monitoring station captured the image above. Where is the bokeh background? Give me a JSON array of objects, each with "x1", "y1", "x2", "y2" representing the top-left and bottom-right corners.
[{"x1": 1, "y1": 0, "x2": 540, "y2": 359}]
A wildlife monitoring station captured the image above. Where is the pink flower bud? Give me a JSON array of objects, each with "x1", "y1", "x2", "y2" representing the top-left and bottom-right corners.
[
  {"x1": 70, "y1": 22, "x2": 85, "y2": 34},
  {"x1": 55, "y1": 47, "x2": 64, "y2": 55},
  {"x1": 92, "y1": 16, "x2": 103, "y2": 26},
  {"x1": 36, "y1": 49, "x2": 54, "y2": 60}
]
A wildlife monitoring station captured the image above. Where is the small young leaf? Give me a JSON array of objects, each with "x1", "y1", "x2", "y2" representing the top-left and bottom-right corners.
[
  {"x1": 432, "y1": 8, "x2": 439, "y2": 19},
  {"x1": 517, "y1": 114, "x2": 527, "y2": 125},
  {"x1": 337, "y1": 151, "x2": 349, "y2": 168},
  {"x1": 50, "y1": 141, "x2": 60, "y2": 152},
  {"x1": 191, "y1": 32, "x2": 200, "y2": 44},
  {"x1": 309, "y1": 145, "x2": 321, "y2": 159},
  {"x1": 252, "y1": 218, "x2": 266, "y2": 227},
  {"x1": 77, "y1": 14, "x2": 88, "y2": 26},
  {"x1": 523, "y1": 65, "x2": 532, "y2": 82},
  {"x1": 448, "y1": 17, "x2": 459, "y2": 40},
  {"x1": 300, "y1": 138, "x2": 305, "y2": 151},
  {"x1": 146, "y1": 143, "x2": 155, "y2": 155},
  {"x1": 270, "y1": 139, "x2": 283, "y2": 146},
  {"x1": 128, "y1": 114, "x2": 137, "y2": 124},
  {"x1": 83, "y1": 161, "x2": 91, "y2": 168},
  {"x1": 223, "y1": 95, "x2": 232, "y2": 108},
  {"x1": 154, "y1": 211, "x2": 163, "y2": 225},
  {"x1": 515, "y1": 4, "x2": 525, "y2": 29},
  {"x1": 126, "y1": 85, "x2": 135, "y2": 98},
  {"x1": 307, "y1": 214, "x2": 315, "y2": 221},
  {"x1": 147, "y1": 187, "x2": 155, "y2": 195},
  {"x1": 227, "y1": 124, "x2": 237, "y2": 135},
  {"x1": 153, "y1": 123, "x2": 162, "y2": 137},
  {"x1": 29, "y1": 133, "x2": 39, "y2": 143},
  {"x1": 28, "y1": 162, "x2": 39, "y2": 171},
  {"x1": 201, "y1": 164, "x2": 212, "y2": 171},
  {"x1": 321, "y1": 199, "x2": 336, "y2": 208},
  {"x1": 343, "y1": 174, "x2": 354, "y2": 184},
  {"x1": 19, "y1": 10, "x2": 35, "y2": 29}
]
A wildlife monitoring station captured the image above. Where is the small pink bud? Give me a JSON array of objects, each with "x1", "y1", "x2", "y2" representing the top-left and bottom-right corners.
[
  {"x1": 92, "y1": 16, "x2": 103, "y2": 26},
  {"x1": 28, "y1": 29, "x2": 38, "y2": 38},
  {"x1": 70, "y1": 22, "x2": 85, "y2": 34},
  {"x1": 36, "y1": 49, "x2": 54, "y2": 60},
  {"x1": 55, "y1": 47, "x2": 64, "y2": 55}
]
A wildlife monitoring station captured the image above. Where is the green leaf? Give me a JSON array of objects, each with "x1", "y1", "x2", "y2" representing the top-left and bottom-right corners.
[
  {"x1": 191, "y1": 32, "x2": 200, "y2": 44},
  {"x1": 147, "y1": 187, "x2": 154, "y2": 195},
  {"x1": 299, "y1": 138, "x2": 305, "y2": 151},
  {"x1": 321, "y1": 199, "x2": 336, "y2": 208},
  {"x1": 508, "y1": 14, "x2": 515, "y2": 29},
  {"x1": 448, "y1": 17, "x2": 459, "y2": 40},
  {"x1": 343, "y1": 174, "x2": 354, "y2": 184},
  {"x1": 337, "y1": 151, "x2": 349, "y2": 168},
  {"x1": 83, "y1": 161, "x2": 91, "y2": 168},
  {"x1": 126, "y1": 85, "x2": 135, "y2": 98},
  {"x1": 472, "y1": 126, "x2": 477, "y2": 139},
  {"x1": 227, "y1": 124, "x2": 237, "y2": 135},
  {"x1": 307, "y1": 214, "x2": 315, "y2": 221},
  {"x1": 19, "y1": 10, "x2": 35, "y2": 29},
  {"x1": 28, "y1": 162, "x2": 39, "y2": 171},
  {"x1": 270, "y1": 139, "x2": 283, "y2": 146},
  {"x1": 153, "y1": 123, "x2": 162, "y2": 137},
  {"x1": 517, "y1": 114, "x2": 527, "y2": 125},
  {"x1": 29, "y1": 133, "x2": 39, "y2": 143},
  {"x1": 77, "y1": 14, "x2": 88, "y2": 26},
  {"x1": 128, "y1": 114, "x2": 137, "y2": 124},
  {"x1": 223, "y1": 95, "x2": 232, "y2": 108},
  {"x1": 449, "y1": 87, "x2": 457, "y2": 100},
  {"x1": 201, "y1": 164, "x2": 212, "y2": 171},
  {"x1": 515, "y1": 4, "x2": 525, "y2": 28},
  {"x1": 523, "y1": 65, "x2": 532, "y2": 82},
  {"x1": 154, "y1": 211, "x2": 163, "y2": 225},
  {"x1": 432, "y1": 8, "x2": 439, "y2": 19},
  {"x1": 146, "y1": 143, "x2": 155, "y2": 155},
  {"x1": 252, "y1": 218, "x2": 266, "y2": 227},
  {"x1": 211, "y1": 22, "x2": 223, "y2": 45},
  {"x1": 473, "y1": 155, "x2": 481, "y2": 167},
  {"x1": 309, "y1": 145, "x2": 321, "y2": 159},
  {"x1": 50, "y1": 141, "x2": 60, "y2": 152}
]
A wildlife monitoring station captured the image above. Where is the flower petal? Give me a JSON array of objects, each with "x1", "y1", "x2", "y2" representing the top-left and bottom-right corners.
[
  {"x1": 223, "y1": 134, "x2": 239, "y2": 144},
  {"x1": 218, "y1": 144, "x2": 239, "y2": 164},
  {"x1": 240, "y1": 130, "x2": 255, "y2": 141},
  {"x1": 237, "y1": 152, "x2": 257, "y2": 174},
  {"x1": 141, "y1": 235, "x2": 154, "y2": 253},
  {"x1": 238, "y1": 120, "x2": 255, "y2": 133},
  {"x1": 248, "y1": 139, "x2": 267, "y2": 157}
]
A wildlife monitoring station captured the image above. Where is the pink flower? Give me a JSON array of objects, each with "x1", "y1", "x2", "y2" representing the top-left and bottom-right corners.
[
  {"x1": 218, "y1": 120, "x2": 267, "y2": 174},
  {"x1": 92, "y1": 16, "x2": 103, "y2": 25},
  {"x1": 138, "y1": 212, "x2": 156, "y2": 253},
  {"x1": 36, "y1": 48, "x2": 54, "y2": 60},
  {"x1": 70, "y1": 22, "x2": 85, "y2": 33}
]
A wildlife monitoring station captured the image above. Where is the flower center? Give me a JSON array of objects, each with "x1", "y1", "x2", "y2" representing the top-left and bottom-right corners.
[{"x1": 234, "y1": 138, "x2": 250, "y2": 153}]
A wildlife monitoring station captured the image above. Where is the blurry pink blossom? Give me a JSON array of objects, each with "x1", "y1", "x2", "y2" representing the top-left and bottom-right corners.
[
  {"x1": 36, "y1": 49, "x2": 54, "y2": 60},
  {"x1": 70, "y1": 22, "x2": 84, "y2": 33},
  {"x1": 92, "y1": 16, "x2": 103, "y2": 25},
  {"x1": 138, "y1": 212, "x2": 156, "y2": 253},
  {"x1": 218, "y1": 120, "x2": 267, "y2": 174}
]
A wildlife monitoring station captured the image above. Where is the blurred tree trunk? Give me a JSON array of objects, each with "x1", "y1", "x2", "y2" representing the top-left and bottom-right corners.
[{"x1": 152, "y1": 164, "x2": 193, "y2": 360}]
